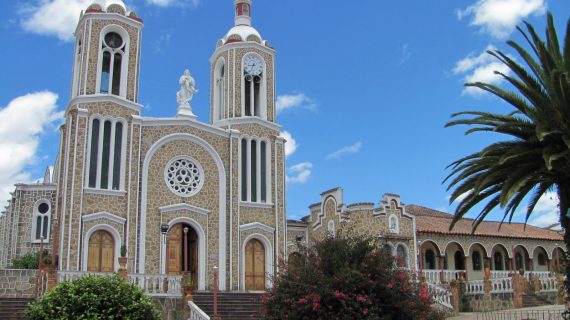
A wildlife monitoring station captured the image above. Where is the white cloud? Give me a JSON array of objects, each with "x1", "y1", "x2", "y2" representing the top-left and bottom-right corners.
[
  {"x1": 528, "y1": 191, "x2": 560, "y2": 228},
  {"x1": 453, "y1": 45, "x2": 512, "y2": 96},
  {"x1": 399, "y1": 44, "x2": 411, "y2": 65},
  {"x1": 279, "y1": 131, "x2": 297, "y2": 158},
  {"x1": 457, "y1": 0, "x2": 546, "y2": 39},
  {"x1": 20, "y1": 0, "x2": 92, "y2": 42},
  {"x1": 0, "y1": 91, "x2": 64, "y2": 207},
  {"x1": 286, "y1": 162, "x2": 312, "y2": 184},
  {"x1": 146, "y1": 0, "x2": 201, "y2": 8},
  {"x1": 276, "y1": 93, "x2": 316, "y2": 114},
  {"x1": 326, "y1": 142, "x2": 362, "y2": 160}
]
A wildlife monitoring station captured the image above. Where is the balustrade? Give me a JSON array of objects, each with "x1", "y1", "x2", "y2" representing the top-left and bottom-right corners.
[
  {"x1": 189, "y1": 301, "x2": 210, "y2": 320},
  {"x1": 465, "y1": 280, "x2": 485, "y2": 295},
  {"x1": 426, "y1": 282, "x2": 452, "y2": 309},
  {"x1": 490, "y1": 277, "x2": 512, "y2": 293}
]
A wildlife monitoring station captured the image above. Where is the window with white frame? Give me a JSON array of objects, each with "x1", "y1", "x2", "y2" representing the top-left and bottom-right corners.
[
  {"x1": 389, "y1": 214, "x2": 399, "y2": 233},
  {"x1": 87, "y1": 117, "x2": 125, "y2": 190},
  {"x1": 243, "y1": 53, "x2": 265, "y2": 118},
  {"x1": 214, "y1": 59, "x2": 225, "y2": 122},
  {"x1": 99, "y1": 31, "x2": 126, "y2": 96},
  {"x1": 396, "y1": 244, "x2": 409, "y2": 268},
  {"x1": 72, "y1": 36, "x2": 83, "y2": 97},
  {"x1": 32, "y1": 200, "x2": 50, "y2": 242},
  {"x1": 240, "y1": 137, "x2": 270, "y2": 203}
]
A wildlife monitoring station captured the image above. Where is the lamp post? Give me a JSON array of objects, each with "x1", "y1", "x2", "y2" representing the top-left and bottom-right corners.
[
  {"x1": 183, "y1": 227, "x2": 189, "y2": 273},
  {"x1": 160, "y1": 224, "x2": 168, "y2": 273},
  {"x1": 213, "y1": 266, "x2": 219, "y2": 319}
]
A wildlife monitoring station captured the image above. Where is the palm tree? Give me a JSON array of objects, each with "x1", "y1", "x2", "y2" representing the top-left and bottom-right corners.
[{"x1": 444, "y1": 12, "x2": 570, "y2": 291}]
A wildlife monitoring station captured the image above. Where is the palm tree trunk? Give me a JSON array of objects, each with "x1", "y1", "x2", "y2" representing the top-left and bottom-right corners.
[{"x1": 558, "y1": 183, "x2": 570, "y2": 298}]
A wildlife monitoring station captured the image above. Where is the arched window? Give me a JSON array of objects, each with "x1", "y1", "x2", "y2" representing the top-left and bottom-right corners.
[
  {"x1": 214, "y1": 59, "x2": 225, "y2": 122},
  {"x1": 243, "y1": 53, "x2": 265, "y2": 118},
  {"x1": 87, "y1": 117, "x2": 125, "y2": 190},
  {"x1": 72, "y1": 36, "x2": 83, "y2": 97},
  {"x1": 425, "y1": 249, "x2": 435, "y2": 270},
  {"x1": 472, "y1": 251, "x2": 482, "y2": 271},
  {"x1": 396, "y1": 244, "x2": 409, "y2": 268},
  {"x1": 515, "y1": 252, "x2": 524, "y2": 270},
  {"x1": 389, "y1": 215, "x2": 399, "y2": 233},
  {"x1": 32, "y1": 200, "x2": 50, "y2": 243},
  {"x1": 537, "y1": 252, "x2": 546, "y2": 266},
  {"x1": 327, "y1": 220, "x2": 335, "y2": 237},
  {"x1": 240, "y1": 137, "x2": 270, "y2": 203},
  {"x1": 99, "y1": 30, "x2": 127, "y2": 96},
  {"x1": 454, "y1": 250, "x2": 465, "y2": 270},
  {"x1": 494, "y1": 252, "x2": 504, "y2": 270}
]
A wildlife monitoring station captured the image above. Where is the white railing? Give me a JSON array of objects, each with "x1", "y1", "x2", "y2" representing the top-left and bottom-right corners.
[
  {"x1": 539, "y1": 277, "x2": 558, "y2": 292},
  {"x1": 57, "y1": 271, "x2": 182, "y2": 297},
  {"x1": 490, "y1": 277, "x2": 512, "y2": 293},
  {"x1": 37, "y1": 271, "x2": 49, "y2": 297},
  {"x1": 189, "y1": 301, "x2": 210, "y2": 320},
  {"x1": 129, "y1": 274, "x2": 182, "y2": 297},
  {"x1": 426, "y1": 282, "x2": 452, "y2": 309},
  {"x1": 422, "y1": 270, "x2": 441, "y2": 284},
  {"x1": 532, "y1": 271, "x2": 553, "y2": 280},
  {"x1": 490, "y1": 270, "x2": 511, "y2": 279},
  {"x1": 465, "y1": 280, "x2": 485, "y2": 295},
  {"x1": 442, "y1": 270, "x2": 465, "y2": 282}
]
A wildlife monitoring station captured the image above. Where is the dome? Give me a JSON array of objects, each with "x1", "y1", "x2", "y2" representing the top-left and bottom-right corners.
[
  {"x1": 222, "y1": 25, "x2": 263, "y2": 44},
  {"x1": 92, "y1": 0, "x2": 127, "y2": 11}
]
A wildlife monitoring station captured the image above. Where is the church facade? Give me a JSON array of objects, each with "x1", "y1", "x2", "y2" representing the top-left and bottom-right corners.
[{"x1": 0, "y1": 0, "x2": 565, "y2": 300}]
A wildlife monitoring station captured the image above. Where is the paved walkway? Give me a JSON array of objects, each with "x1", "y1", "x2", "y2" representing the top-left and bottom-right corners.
[{"x1": 446, "y1": 305, "x2": 565, "y2": 320}]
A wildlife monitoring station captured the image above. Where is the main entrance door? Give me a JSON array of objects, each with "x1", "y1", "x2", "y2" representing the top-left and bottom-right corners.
[
  {"x1": 87, "y1": 230, "x2": 115, "y2": 272},
  {"x1": 245, "y1": 239, "x2": 265, "y2": 290},
  {"x1": 166, "y1": 223, "x2": 198, "y2": 283}
]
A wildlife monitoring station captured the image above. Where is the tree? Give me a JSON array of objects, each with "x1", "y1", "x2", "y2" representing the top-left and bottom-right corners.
[
  {"x1": 262, "y1": 235, "x2": 443, "y2": 319},
  {"x1": 445, "y1": 12, "x2": 570, "y2": 292},
  {"x1": 25, "y1": 274, "x2": 162, "y2": 320}
]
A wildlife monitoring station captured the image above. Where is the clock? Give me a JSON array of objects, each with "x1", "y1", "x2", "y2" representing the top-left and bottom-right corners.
[{"x1": 244, "y1": 55, "x2": 263, "y2": 76}]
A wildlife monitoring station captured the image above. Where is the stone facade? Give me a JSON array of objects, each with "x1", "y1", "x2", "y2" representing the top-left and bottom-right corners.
[{"x1": 0, "y1": 269, "x2": 39, "y2": 298}]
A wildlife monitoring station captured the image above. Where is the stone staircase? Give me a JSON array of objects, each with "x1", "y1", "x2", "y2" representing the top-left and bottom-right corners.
[
  {"x1": 192, "y1": 292, "x2": 264, "y2": 320},
  {"x1": 521, "y1": 293, "x2": 549, "y2": 308},
  {"x1": 0, "y1": 298, "x2": 34, "y2": 320}
]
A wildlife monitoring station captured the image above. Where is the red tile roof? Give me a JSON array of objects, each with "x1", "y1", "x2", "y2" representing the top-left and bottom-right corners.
[{"x1": 406, "y1": 204, "x2": 563, "y2": 241}]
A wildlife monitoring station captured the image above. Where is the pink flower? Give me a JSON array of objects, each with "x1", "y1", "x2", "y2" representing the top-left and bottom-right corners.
[
  {"x1": 363, "y1": 308, "x2": 369, "y2": 316},
  {"x1": 356, "y1": 294, "x2": 366, "y2": 303},
  {"x1": 420, "y1": 286, "x2": 428, "y2": 302},
  {"x1": 387, "y1": 281, "x2": 394, "y2": 289},
  {"x1": 334, "y1": 290, "x2": 349, "y2": 300},
  {"x1": 312, "y1": 294, "x2": 321, "y2": 311},
  {"x1": 298, "y1": 297, "x2": 309, "y2": 304}
]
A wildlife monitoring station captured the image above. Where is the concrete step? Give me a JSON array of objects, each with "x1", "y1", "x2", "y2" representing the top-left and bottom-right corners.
[{"x1": 192, "y1": 292, "x2": 264, "y2": 320}]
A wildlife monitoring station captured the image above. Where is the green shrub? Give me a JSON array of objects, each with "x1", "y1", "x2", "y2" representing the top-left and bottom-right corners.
[
  {"x1": 262, "y1": 234, "x2": 444, "y2": 320},
  {"x1": 25, "y1": 274, "x2": 162, "y2": 320},
  {"x1": 11, "y1": 251, "x2": 40, "y2": 269}
]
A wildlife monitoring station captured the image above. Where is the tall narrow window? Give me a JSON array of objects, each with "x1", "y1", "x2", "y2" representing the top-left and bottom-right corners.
[
  {"x1": 99, "y1": 31, "x2": 126, "y2": 96},
  {"x1": 72, "y1": 37, "x2": 82, "y2": 97},
  {"x1": 240, "y1": 137, "x2": 270, "y2": 203},
  {"x1": 251, "y1": 140, "x2": 257, "y2": 202},
  {"x1": 215, "y1": 61, "x2": 225, "y2": 121},
  {"x1": 396, "y1": 245, "x2": 408, "y2": 268},
  {"x1": 472, "y1": 251, "x2": 482, "y2": 271},
  {"x1": 32, "y1": 200, "x2": 50, "y2": 242},
  {"x1": 87, "y1": 117, "x2": 125, "y2": 190},
  {"x1": 243, "y1": 54, "x2": 263, "y2": 118},
  {"x1": 494, "y1": 252, "x2": 504, "y2": 270},
  {"x1": 260, "y1": 141, "x2": 266, "y2": 202},
  {"x1": 425, "y1": 249, "x2": 435, "y2": 269}
]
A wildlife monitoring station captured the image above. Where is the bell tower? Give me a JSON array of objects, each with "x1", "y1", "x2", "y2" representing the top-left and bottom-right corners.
[
  {"x1": 209, "y1": 0, "x2": 277, "y2": 126},
  {"x1": 71, "y1": 0, "x2": 143, "y2": 104}
]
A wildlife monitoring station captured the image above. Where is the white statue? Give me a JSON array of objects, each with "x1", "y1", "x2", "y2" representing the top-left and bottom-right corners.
[{"x1": 176, "y1": 69, "x2": 198, "y2": 119}]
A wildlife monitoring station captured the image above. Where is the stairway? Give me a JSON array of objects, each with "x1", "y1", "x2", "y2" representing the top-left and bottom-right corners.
[
  {"x1": 0, "y1": 298, "x2": 34, "y2": 320},
  {"x1": 193, "y1": 292, "x2": 264, "y2": 320},
  {"x1": 521, "y1": 293, "x2": 549, "y2": 307}
]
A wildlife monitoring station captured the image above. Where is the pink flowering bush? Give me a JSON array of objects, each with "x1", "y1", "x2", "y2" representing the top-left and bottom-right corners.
[{"x1": 262, "y1": 235, "x2": 444, "y2": 319}]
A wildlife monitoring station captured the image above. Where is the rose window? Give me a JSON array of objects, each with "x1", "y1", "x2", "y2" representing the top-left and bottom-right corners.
[{"x1": 164, "y1": 157, "x2": 204, "y2": 196}]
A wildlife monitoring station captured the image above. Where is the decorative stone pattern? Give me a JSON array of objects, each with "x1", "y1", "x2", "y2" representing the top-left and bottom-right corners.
[{"x1": 0, "y1": 269, "x2": 39, "y2": 298}]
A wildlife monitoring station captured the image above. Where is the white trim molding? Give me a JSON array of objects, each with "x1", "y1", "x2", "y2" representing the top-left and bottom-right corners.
[
  {"x1": 82, "y1": 211, "x2": 127, "y2": 225},
  {"x1": 240, "y1": 222, "x2": 275, "y2": 234},
  {"x1": 82, "y1": 224, "x2": 122, "y2": 272},
  {"x1": 159, "y1": 203, "x2": 210, "y2": 216},
  {"x1": 240, "y1": 233, "x2": 274, "y2": 291},
  {"x1": 160, "y1": 217, "x2": 207, "y2": 290},
  {"x1": 216, "y1": 117, "x2": 281, "y2": 132},
  {"x1": 68, "y1": 95, "x2": 143, "y2": 113}
]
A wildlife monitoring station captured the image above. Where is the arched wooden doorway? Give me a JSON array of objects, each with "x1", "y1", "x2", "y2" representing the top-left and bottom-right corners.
[
  {"x1": 87, "y1": 230, "x2": 115, "y2": 272},
  {"x1": 245, "y1": 239, "x2": 265, "y2": 290},
  {"x1": 167, "y1": 223, "x2": 198, "y2": 283}
]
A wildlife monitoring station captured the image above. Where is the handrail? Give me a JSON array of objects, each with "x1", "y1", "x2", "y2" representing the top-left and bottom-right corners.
[{"x1": 189, "y1": 301, "x2": 210, "y2": 320}]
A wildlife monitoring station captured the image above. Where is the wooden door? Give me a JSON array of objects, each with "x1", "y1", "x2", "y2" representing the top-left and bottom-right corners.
[
  {"x1": 245, "y1": 239, "x2": 265, "y2": 290},
  {"x1": 167, "y1": 224, "x2": 182, "y2": 275},
  {"x1": 87, "y1": 230, "x2": 115, "y2": 272}
]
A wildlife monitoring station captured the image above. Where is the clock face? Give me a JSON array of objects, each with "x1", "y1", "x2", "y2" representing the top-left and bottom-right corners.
[{"x1": 244, "y1": 55, "x2": 263, "y2": 76}]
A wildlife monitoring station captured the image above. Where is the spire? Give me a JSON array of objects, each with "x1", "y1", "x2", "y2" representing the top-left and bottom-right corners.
[{"x1": 234, "y1": 0, "x2": 251, "y2": 26}]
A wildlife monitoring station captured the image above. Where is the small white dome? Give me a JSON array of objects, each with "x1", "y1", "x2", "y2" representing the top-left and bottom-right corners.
[
  {"x1": 93, "y1": 0, "x2": 127, "y2": 11},
  {"x1": 222, "y1": 25, "x2": 262, "y2": 43}
]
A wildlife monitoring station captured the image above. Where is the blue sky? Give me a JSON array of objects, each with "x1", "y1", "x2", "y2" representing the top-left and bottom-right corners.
[{"x1": 0, "y1": 0, "x2": 568, "y2": 227}]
